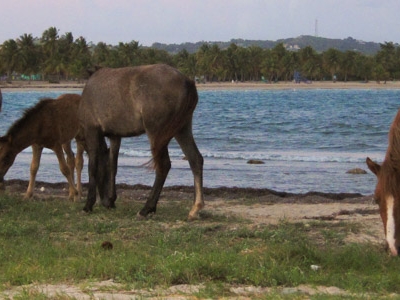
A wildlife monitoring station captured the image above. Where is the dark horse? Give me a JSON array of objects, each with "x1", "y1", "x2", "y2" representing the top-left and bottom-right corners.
[
  {"x1": 0, "y1": 94, "x2": 85, "y2": 201},
  {"x1": 367, "y1": 109, "x2": 400, "y2": 256},
  {"x1": 79, "y1": 64, "x2": 204, "y2": 220}
]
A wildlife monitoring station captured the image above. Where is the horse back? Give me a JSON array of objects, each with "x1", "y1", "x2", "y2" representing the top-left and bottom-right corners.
[
  {"x1": 32, "y1": 94, "x2": 81, "y2": 146},
  {"x1": 79, "y1": 64, "x2": 198, "y2": 138}
]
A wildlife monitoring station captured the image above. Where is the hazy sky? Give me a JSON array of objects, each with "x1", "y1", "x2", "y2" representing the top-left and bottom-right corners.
[{"x1": 1, "y1": 0, "x2": 399, "y2": 46}]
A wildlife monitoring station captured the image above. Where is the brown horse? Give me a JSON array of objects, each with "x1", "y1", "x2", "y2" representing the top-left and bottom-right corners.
[
  {"x1": 0, "y1": 94, "x2": 85, "y2": 201},
  {"x1": 79, "y1": 64, "x2": 204, "y2": 220},
  {"x1": 366, "y1": 109, "x2": 400, "y2": 256}
]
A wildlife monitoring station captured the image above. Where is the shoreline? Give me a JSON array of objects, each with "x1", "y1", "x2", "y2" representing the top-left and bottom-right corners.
[
  {"x1": 2, "y1": 80, "x2": 400, "y2": 92},
  {"x1": 5, "y1": 179, "x2": 369, "y2": 202}
]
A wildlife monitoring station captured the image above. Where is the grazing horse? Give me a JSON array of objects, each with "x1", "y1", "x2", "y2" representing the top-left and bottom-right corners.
[
  {"x1": 366, "y1": 109, "x2": 400, "y2": 256},
  {"x1": 79, "y1": 64, "x2": 204, "y2": 220},
  {"x1": 0, "y1": 94, "x2": 85, "y2": 201}
]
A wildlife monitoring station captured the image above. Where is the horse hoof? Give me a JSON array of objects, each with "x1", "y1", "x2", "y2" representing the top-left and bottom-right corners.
[
  {"x1": 136, "y1": 210, "x2": 156, "y2": 220},
  {"x1": 103, "y1": 203, "x2": 116, "y2": 209},
  {"x1": 83, "y1": 206, "x2": 93, "y2": 213},
  {"x1": 101, "y1": 200, "x2": 116, "y2": 209},
  {"x1": 187, "y1": 213, "x2": 200, "y2": 222},
  {"x1": 136, "y1": 212, "x2": 147, "y2": 220}
]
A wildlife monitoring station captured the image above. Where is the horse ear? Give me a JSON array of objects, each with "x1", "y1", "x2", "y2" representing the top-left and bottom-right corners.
[
  {"x1": 87, "y1": 65, "x2": 102, "y2": 77},
  {"x1": 366, "y1": 157, "x2": 380, "y2": 175}
]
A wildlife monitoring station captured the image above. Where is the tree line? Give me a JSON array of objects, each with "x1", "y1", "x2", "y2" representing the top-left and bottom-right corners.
[{"x1": 1, "y1": 26, "x2": 400, "y2": 83}]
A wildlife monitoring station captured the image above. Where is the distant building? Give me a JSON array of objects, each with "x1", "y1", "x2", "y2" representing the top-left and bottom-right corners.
[{"x1": 284, "y1": 44, "x2": 301, "y2": 51}]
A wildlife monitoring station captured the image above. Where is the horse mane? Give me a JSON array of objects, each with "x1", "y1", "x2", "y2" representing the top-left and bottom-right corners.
[
  {"x1": 386, "y1": 110, "x2": 400, "y2": 165},
  {"x1": 6, "y1": 98, "x2": 55, "y2": 137},
  {"x1": 380, "y1": 109, "x2": 400, "y2": 198}
]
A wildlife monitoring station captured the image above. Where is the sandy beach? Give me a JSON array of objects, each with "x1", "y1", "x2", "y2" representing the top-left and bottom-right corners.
[{"x1": 2, "y1": 79, "x2": 400, "y2": 92}]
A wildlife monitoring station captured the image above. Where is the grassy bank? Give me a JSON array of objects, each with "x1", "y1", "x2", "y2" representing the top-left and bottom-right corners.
[{"x1": 0, "y1": 193, "x2": 398, "y2": 298}]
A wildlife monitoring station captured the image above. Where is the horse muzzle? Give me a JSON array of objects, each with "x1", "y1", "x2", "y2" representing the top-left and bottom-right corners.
[{"x1": 385, "y1": 241, "x2": 400, "y2": 256}]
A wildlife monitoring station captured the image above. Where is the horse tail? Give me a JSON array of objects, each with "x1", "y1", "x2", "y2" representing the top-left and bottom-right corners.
[{"x1": 149, "y1": 78, "x2": 198, "y2": 170}]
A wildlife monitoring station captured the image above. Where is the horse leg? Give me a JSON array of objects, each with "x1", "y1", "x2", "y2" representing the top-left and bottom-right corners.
[
  {"x1": 175, "y1": 124, "x2": 204, "y2": 220},
  {"x1": 138, "y1": 145, "x2": 171, "y2": 218},
  {"x1": 75, "y1": 139, "x2": 85, "y2": 200},
  {"x1": 107, "y1": 137, "x2": 121, "y2": 208},
  {"x1": 62, "y1": 142, "x2": 79, "y2": 201},
  {"x1": 25, "y1": 144, "x2": 43, "y2": 199},
  {"x1": 53, "y1": 143, "x2": 78, "y2": 201},
  {"x1": 83, "y1": 128, "x2": 109, "y2": 211},
  {"x1": 95, "y1": 136, "x2": 112, "y2": 208}
]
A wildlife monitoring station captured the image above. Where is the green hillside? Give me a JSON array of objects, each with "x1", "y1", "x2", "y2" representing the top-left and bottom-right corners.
[{"x1": 152, "y1": 35, "x2": 390, "y2": 55}]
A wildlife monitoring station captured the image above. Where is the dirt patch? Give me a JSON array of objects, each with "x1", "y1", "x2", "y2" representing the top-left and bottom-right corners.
[{"x1": 1, "y1": 180, "x2": 384, "y2": 299}]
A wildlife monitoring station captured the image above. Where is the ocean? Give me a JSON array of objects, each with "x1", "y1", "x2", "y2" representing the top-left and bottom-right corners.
[{"x1": 1, "y1": 88, "x2": 399, "y2": 195}]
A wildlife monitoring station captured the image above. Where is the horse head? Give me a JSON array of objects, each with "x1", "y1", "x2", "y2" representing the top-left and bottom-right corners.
[
  {"x1": 367, "y1": 109, "x2": 400, "y2": 256},
  {"x1": 0, "y1": 135, "x2": 17, "y2": 189}
]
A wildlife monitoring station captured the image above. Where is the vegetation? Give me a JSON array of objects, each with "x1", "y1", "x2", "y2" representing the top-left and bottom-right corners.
[
  {"x1": 0, "y1": 192, "x2": 400, "y2": 298},
  {"x1": 153, "y1": 36, "x2": 382, "y2": 56},
  {"x1": 1, "y1": 27, "x2": 400, "y2": 84}
]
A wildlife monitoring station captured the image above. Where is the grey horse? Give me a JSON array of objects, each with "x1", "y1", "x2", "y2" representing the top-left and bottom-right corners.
[{"x1": 79, "y1": 64, "x2": 204, "y2": 220}]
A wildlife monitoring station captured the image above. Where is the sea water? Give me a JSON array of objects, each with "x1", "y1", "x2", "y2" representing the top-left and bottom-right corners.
[{"x1": 1, "y1": 88, "x2": 399, "y2": 195}]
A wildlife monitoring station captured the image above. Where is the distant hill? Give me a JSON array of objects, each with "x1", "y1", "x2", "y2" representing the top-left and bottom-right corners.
[{"x1": 151, "y1": 35, "x2": 394, "y2": 55}]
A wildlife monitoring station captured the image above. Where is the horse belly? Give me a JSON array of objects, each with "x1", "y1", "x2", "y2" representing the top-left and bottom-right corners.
[{"x1": 101, "y1": 112, "x2": 145, "y2": 137}]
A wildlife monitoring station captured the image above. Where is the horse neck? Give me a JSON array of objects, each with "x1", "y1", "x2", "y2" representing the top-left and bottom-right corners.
[
  {"x1": 386, "y1": 116, "x2": 400, "y2": 167},
  {"x1": 8, "y1": 130, "x2": 37, "y2": 154}
]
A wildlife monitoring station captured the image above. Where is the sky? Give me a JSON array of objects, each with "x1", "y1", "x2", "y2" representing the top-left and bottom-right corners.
[{"x1": 1, "y1": 0, "x2": 400, "y2": 47}]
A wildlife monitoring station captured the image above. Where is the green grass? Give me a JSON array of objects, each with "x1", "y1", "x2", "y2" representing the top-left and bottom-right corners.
[{"x1": 0, "y1": 193, "x2": 399, "y2": 298}]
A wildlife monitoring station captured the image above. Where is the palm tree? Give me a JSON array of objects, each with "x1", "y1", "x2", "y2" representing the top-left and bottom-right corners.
[
  {"x1": 247, "y1": 46, "x2": 264, "y2": 81},
  {"x1": 354, "y1": 53, "x2": 373, "y2": 82},
  {"x1": 41, "y1": 27, "x2": 59, "y2": 58},
  {"x1": 376, "y1": 42, "x2": 398, "y2": 80},
  {"x1": 17, "y1": 33, "x2": 41, "y2": 80},
  {"x1": 92, "y1": 42, "x2": 111, "y2": 66},
  {"x1": 196, "y1": 43, "x2": 212, "y2": 82},
  {"x1": 323, "y1": 48, "x2": 342, "y2": 81},
  {"x1": 175, "y1": 49, "x2": 197, "y2": 80},
  {"x1": 262, "y1": 43, "x2": 289, "y2": 82},
  {"x1": 41, "y1": 27, "x2": 64, "y2": 80},
  {"x1": 0, "y1": 39, "x2": 19, "y2": 81},
  {"x1": 262, "y1": 49, "x2": 279, "y2": 82},
  {"x1": 141, "y1": 48, "x2": 172, "y2": 65},
  {"x1": 340, "y1": 51, "x2": 357, "y2": 81},
  {"x1": 117, "y1": 41, "x2": 140, "y2": 67},
  {"x1": 281, "y1": 51, "x2": 299, "y2": 81},
  {"x1": 206, "y1": 44, "x2": 228, "y2": 81},
  {"x1": 58, "y1": 32, "x2": 75, "y2": 79},
  {"x1": 373, "y1": 63, "x2": 390, "y2": 83},
  {"x1": 299, "y1": 46, "x2": 322, "y2": 80},
  {"x1": 226, "y1": 43, "x2": 240, "y2": 81},
  {"x1": 235, "y1": 47, "x2": 250, "y2": 81},
  {"x1": 69, "y1": 36, "x2": 92, "y2": 79}
]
